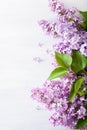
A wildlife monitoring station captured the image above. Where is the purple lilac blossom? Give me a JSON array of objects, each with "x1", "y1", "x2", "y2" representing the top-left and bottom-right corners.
[
  {"x1": 33, "y1": 57, "x2": 44, "y2": 63},
  {"x1": 48, "y1": 0, "x2": 81, "y2": 22},
  {"x1": 38, "y1": 42, "x2": 44, "y2": 48},
  {"x1": 38, "y1": 0, "x2": 87, "y2": 56},
  {"x1": 31, "y1": 74, "x2": 87, "y2": 129},
  {"x1": 31, "y1": 0, "x2": 87, "y2": 129},
  {"x1": 39, "y1": 20, "x2": 87, "y2": 56}
]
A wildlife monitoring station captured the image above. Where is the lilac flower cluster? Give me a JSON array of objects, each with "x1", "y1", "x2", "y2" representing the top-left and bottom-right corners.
[
  {"x1": 31, "y1": 0, "x2": 87, "y2": 129},
  {"x1": 31, "y1": 74, "x2": 87, "y2": 129},
  {"x1": 53, "y1": 31, "x2": 87, "y2": 56},
  {"x1": 48, "y1": 0, "x2": 81, "y2": 22},
  {"x1": 38, "y1": 0, "x2": 87, "y2": 56}
]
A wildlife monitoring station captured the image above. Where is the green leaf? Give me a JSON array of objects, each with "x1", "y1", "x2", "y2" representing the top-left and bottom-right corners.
[
  {"x1": 69, "y1": 77, "x2": 84, "y2": 102},
  {"x1": 48, "y1": 67, "x2": 68, "y2": 80},
  {"x1": 79, "y1": 11, "x2": 87, "y2": 31},
  {"x1": 76, "y1": 117, "x2": 87, "y2": 129},
  {"x1": 71, "y1": 50, "x2": 87, "y2": 73},
  {"x1": 80, "y1": 21, "x2": 87, "y2": 30},
  {"x1": 55, "y1": 52, "x2": 72, "y2": 68},
  {"x1": 78, "y1": 91, "x2": 87, "y2": 96},
  {"x1": 79, "y1": 11, "x2": 87, "y2": 20}
]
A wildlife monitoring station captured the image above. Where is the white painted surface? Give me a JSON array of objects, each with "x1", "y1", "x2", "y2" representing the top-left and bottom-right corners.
[
  {"x1": 0, "y1": 0, "x2": 87, "y2": 130},
  {"x1": 61, "y1": 0, "x2": 87, "y2": 10}
]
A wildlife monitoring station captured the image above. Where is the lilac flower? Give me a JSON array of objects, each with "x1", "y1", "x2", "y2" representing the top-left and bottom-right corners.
[
  {"x1": 77, "y1": 106, "x2": 86, "y2": 119},
  {"x1": 31, "y1": 74, "x2": 87, "y2": 129},
  {"x1": 38, "y1": 20, "x2": 59, "y2": 38},
  {"x1": 31, "y1": 0, "x2": 87, "y2": 129},
  {"x1": 38, "y1": 0, "x2": 87, "y2": 57},
  {"x1": 38, "y1": 43, "x2": 44, "y2": 47},
  {"x1": 39, "y1": 18, "x2": 87, "y2": 56},
  {"x1": 33, "y1": 57, "x2": 44, "y2": 63},
  {"x1": 53, "y1": 31, "x2": 87, "y2": 56},
  {"x1": 48, "y1": 0, "x2": 82, "y2": 22}
]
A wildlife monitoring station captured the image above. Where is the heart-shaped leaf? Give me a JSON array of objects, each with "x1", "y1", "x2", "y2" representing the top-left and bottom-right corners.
[
  {"x1": 48, "y1": 67, "x2": 68, "y2": 80},
  {"x1": 55, "y1": 52, "x2": 72, "y2": 68},
  {"x1": 71, "y1": 50, "x2": 87, "y2": 73}
]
